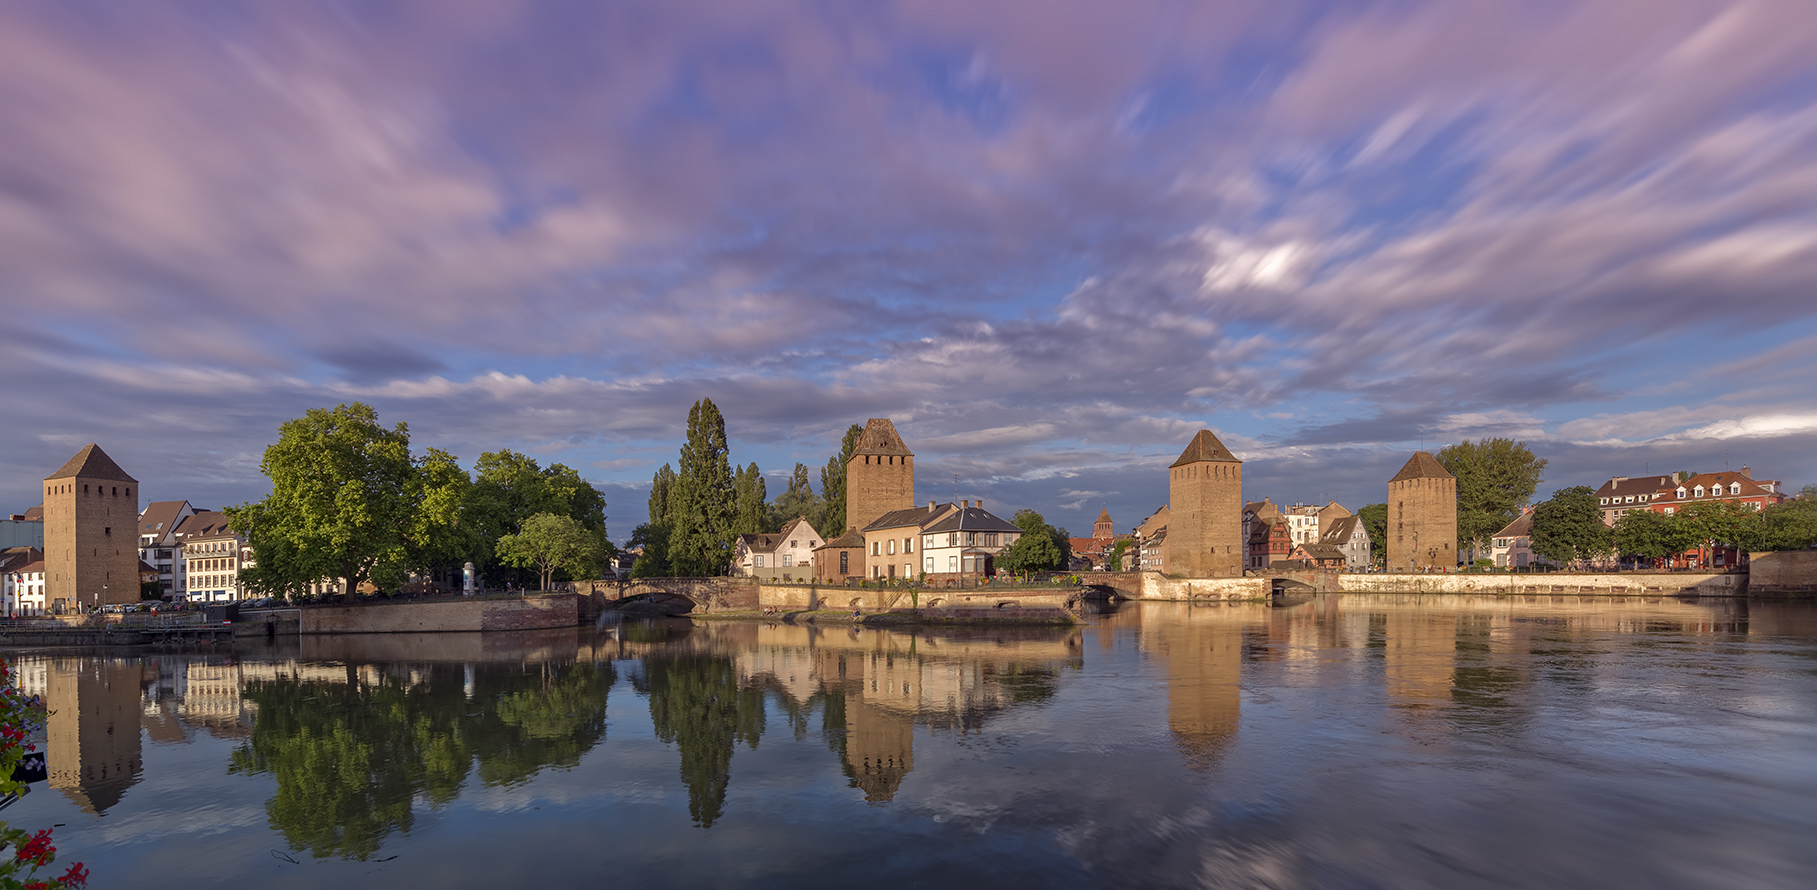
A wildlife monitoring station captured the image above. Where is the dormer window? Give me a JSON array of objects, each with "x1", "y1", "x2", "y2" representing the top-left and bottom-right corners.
[
  {"x1": 1676, "y1": 487, "x2": 1687, "y2": 499},
  {"x1": 1729, "y1": 483, "x2": 1741, "y2": 496},
  {"x1": 1600, "y1": 497, "x2": 1609, "y2": 505},
  {"x1": 1694, "y1": 485, "x2": 1705, "y2": 497}
]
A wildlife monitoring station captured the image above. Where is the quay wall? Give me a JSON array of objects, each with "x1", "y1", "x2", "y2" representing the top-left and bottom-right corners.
[
  {"x1": 755, "y1": 583, "x2": 1077, "y2": 612},
  {"x1": 1747, "y1": 551, "x2": 1817, "y2": 593},
  {"x1": 1335, "y1": 571, "x2": 1744, "y2": 597},
  {"x1": 298, "y1": 595, "x2": 579, "y2": 634}
]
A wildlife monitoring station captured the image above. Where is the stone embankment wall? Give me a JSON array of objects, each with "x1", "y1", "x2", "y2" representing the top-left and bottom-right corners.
[
  {"x1": 1336, "y1": 572, "x2": 1744, "y2": 596},
  {"x1": 298, "y1": 595, "x2": 579, "y2": 634},
  {"x1": 756, "y1": 583, "x2": 1077, "y2": 612},
  {"x1": 1747, "y1": 551, "x2": 1817, "y2": 593},
  {"x1": 578, "y1": 577, "x2": 757, "y2": 612}
]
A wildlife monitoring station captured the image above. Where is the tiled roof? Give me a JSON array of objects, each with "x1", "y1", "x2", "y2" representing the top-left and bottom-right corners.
[
  {"x1": 21, "y1": 504, "x2": 42, "y2": 522},
  {"x1": 737, "y1": 533, "x2": 783, "y2": 554},
  {"x1": 139, "y1": 500, "x2": 193, "y2": 537},
  {"x1": 1170, "y1": 429, "x2": 1240, "y2": 467},
  {"x1": 1656, "y1": 472, "x2": 1780, "y2": 500},
  {"x1": 1493, "y1": 511, "x2": 1534, "y2": 537},
  {"x1": 1320, "y1": 515, "x2": 1362, "y2": 544},
  {"x1": 175, "y1": 511, "x2": 236, "y2": 538},
  {"x1": 851, "y1": 418, "x2": 914, "y2": 457},
  {"x1": 1595, "y1": 475, "x2": 1676, "y2": 499},
  {"x1": 46, "y1": 443, "x2": 138, "y2": 483},
  {"x1": 1096, "y1": 507, "x2": 1111, "y2": 522},
  {"x1": 1389, "y1": 451, "x2": 1453, "y2": 482},
  {"x1": 816, "y1": 529, "x2": 867, "y2": 550},
  {"x1": 1296, "y1": 543, "x2": 1346, "y2": 560}
]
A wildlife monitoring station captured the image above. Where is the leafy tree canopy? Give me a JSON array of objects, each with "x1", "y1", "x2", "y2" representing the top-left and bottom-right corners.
[
  {"x1": 496, "y1": 512, "x2": 602, "y2": 590},
  {"x1": 1529, "y1": 485, "x2": 1610, "y2": 566},
  {"x1": 1436, "y1": 438, "x2": 1548, "y2": 556},
  {"x1": 768, "y1": 462, "x2": 820, "y2": 532},
  {"x1": 668, "y1": 399, "x2": 736, "y2": 576},
  {"x1": 816, "y1": 424, "x2": 865, "y2": 538},
  {"x1": 464, "y1": 449, "x2": 607, "y2": 575},
  {"x1": 1006, "y1": 509, "x2": 1070, "y2": 572}
]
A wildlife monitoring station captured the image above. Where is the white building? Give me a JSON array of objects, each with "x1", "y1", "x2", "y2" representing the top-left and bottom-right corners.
[
  {"x1": 175, "y1": 512, "x2": 254, "y2": 601},
  {"x1": 2, "y1": 550, "x2": 47, "y2": 615},
  {"x1": 138, "y1": 500, "x2": 198, "y2": 600},
  {"x1": 731, "y1": 516, "x2": 824, "y2": 581}
]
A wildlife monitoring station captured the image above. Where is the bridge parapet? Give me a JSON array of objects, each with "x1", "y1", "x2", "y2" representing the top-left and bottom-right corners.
[{"x1": 577, "y1": 577, "x2": 758, "y2": 612}]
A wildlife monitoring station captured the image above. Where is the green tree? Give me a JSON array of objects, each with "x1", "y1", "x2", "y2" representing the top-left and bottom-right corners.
[
  {"x1": 1007, "y1": 509, "x2": 1071, "y2": 572},
  {"x1": 1357, "y1": 503, "x2": 1388, "y2": 566},
  {"x1": 668, "y1": 399, "x2": 736, "y2": 576},
  {"x1": 997, "y1": 531, "x2": 1062, "y2": 575},
  {"x1": 731, "y1": 462, "x2": 767, "y2": 536},
  {"x1": 404, "y1": 447, "x2": 476, "y2": 578},
  {"x1": 1612, "y1": 508, "x2": 1673, "y2": 565},
  {"x1": 816, "y1": 424, "x2": 865, "y2": 537},
  {"x1": 1677, "y1": 500, "x2": 1765, "y2": 566},
  {"x1": 464, "y1": 450, "x2": 607, "y2": 580},
  {"x1": 1762, "y1": 497, "x2": 1817, "y2": 551},
  {"x1": 229, "y1": 403, "x2": 418, "y2": 601},
  {"x1": 637, "y1": 656, "x2": 765, "y2": 828},
  {"x1": 1436, "y1": 438, "x2": 1548, "y2": 559},
  {"x1": 1106, "y1": 539, "x2": 1131, "y2": 572},
  {"x1": 768, "y1": 462, "x2": 820, "y2": 531},
  {"x1": 633, "y1": 465, "x2": 679, "y2": 577},
  {"x1": 1529, "y1": 486, "x2": 1611, "y2": 566},
  {"x1": 496, "y1": 512, "x2": 601, "y2": 591}
]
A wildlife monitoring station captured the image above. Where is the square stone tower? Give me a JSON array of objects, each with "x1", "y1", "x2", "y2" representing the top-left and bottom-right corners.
[
  {"x1": 42, "y1": 444, "x2": 141, "y2": 611},
  {"x1": 1168, "y1": 429, "x2": 1244, "y2": 578},
  {"x1": 1387, "y1": 451, "x2": 1457, "y2": 571},
  {"x1": 846, "y1": 418, "x2": 915, "y2": 534}
]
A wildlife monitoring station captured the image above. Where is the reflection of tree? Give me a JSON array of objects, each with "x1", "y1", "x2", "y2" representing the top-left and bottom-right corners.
[
  {"x1": 229, "y1": 662, "x2": 613, "y2": 860},
  {"x1": 637, "y1": 656, "x2": 765, "y2": 827}
]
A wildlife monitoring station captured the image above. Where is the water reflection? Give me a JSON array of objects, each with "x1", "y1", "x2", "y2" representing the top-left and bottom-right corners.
[{"x1": 6, "y1": 596, "x2": 1815, "y2": 889}]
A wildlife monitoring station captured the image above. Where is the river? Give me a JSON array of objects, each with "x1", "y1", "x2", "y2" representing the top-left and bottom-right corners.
[{"x1": 6, "y1": 596, "x2": 1816, "y2": 889}]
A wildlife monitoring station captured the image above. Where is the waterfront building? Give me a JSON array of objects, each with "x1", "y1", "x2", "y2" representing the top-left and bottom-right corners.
[
  {"x1": 1167, "y1": 429, "x2": 1244, "y2": 578},
  {"x1": 1386, "y1": 452, "x2": 1457, "y2": 571},
  {"x1": 175, "y1": 511, "x2": 252, "y2": 602},
  {"x1": 42, "y1": 444, "x2": 141, "y2": 611},
  {"x1": 1646, "y1": 468, "x2": 1786, "y2": 569},
  {"x1": 2, "y1": 548, "x2": 46, "y2": 615},
  {"x1": 1594, "y1": 473, "x2": 1677, "y2": 526},
  {"x1": 732, "y1": 516, "x2": 824, "y2": 581},
  {"x1": 1490, "y1": 507, "x2": 1551, "y2": 569},
  {"x1": 137, "y1": 500, "x2": 198, "y2": 599},
  {"x1": 1136, "y1": 505, "x2": 1169, "y2": 572},
  {"x1": 812, "y1": 530, "x2": 866, "y2": 585},
  {"x1": 1318, "y1": 513, "x2": 1373, "y2": 569}
]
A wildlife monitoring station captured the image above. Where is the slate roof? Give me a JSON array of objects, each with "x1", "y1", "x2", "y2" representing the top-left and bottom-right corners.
[
  {"x1": 46, "y1": 443, "x2": 137, "y2": 483},
  {"x1": 1389, "y1": 451, "x2": 1453, "y2": 482},
  {"x1": 737, "y1": 533, "x2": 784, "y2": 554},
  {"x1": 920, "y1": 504, "x2": 1021, "y2": 534},
  {"x1": 1296, "y1": 543, "x2": 1347, "y2": 561},
  {"x1": 1, "y1": 547, "x2": 43, "y2": 573},
  {"x1": 1492, "y1": 511, "x2": 1534, "y2": 538},
  {"x1": 851, "y1": 418, "x2": 914, "y2": 457},
  {"x1": 1170, "y1": 429, "x2": 1241, "y2": 467},
  {"x1": 861, "y1": 504, "x2": 940, "y2": 533}
]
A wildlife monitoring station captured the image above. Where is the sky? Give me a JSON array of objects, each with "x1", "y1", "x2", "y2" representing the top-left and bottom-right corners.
[{"x1": 3, "y1": 0, "x2": 1816, "y2": 542}]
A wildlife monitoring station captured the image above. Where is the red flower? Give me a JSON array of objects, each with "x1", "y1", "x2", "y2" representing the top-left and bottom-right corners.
[{"x1": 59, "y1": 861, "x2": 89, "y2": 887}]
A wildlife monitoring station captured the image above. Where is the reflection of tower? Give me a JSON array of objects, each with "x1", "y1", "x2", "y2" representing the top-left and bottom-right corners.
[
  {"x1": 1383, "y1": 610, "x2": 1457, "y2": 713},
  {"x1": 42, "y1": 444, "x2": 141, "y2": 610},
  {"x1": 1168, "y1": 430, "x2": 1244, "y2": 578},
  {"x1": 1387, "y1": 452, "x2": 1457, "y2": 571},
  {"x1": 845, "y1": 418, "x2": 915, "y2": 534},
  {"x1": 1143, "y1": 604, "x2": 1242, "y2": 769},
  {"x1": 843, "y1": 699, "x2": 914, "y2": 803},
  {"x1": 48, "y1": 659, "x2": 145, "y2": 814}
]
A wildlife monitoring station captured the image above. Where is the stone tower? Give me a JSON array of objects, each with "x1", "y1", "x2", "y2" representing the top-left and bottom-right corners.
[
  {"x1": 1386, "y1": 451, "x2": 1457, "y2": 572},
  {"x1": 1093, "y1": 508, "x2": 1114, "y2": 542},
  {"x1": 42, "y1": 444, "x2": 141, "y2": 611},
  {"x1": 845, "y1": 418, "x2": 914, "y2": 533},
  {"x1": 1167, "y1": 429, "x2": 1244, "y2": 578}
]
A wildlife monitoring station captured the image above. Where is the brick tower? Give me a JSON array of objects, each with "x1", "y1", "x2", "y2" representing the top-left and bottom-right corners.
[
  {"x1": 1168, "y1": 429, "x2": 1244, "y2": 578},
  {"x1": 1093, "y1": 508, "x2": 1114, "y2": 543},
  {"x1": 845, "y1": 418, "x2": 914, "y2": 533},
  {"x1": 1387, "y1": 451, "x2": 1457, "y2": 571},
  {"x1": 42, "y1": 444, "x2": 141, "y2": 611}
]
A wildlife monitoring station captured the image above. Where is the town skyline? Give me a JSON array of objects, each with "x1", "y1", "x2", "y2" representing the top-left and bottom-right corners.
[{"x1": 4, "y1": 1, "x2": 1815, "y2": 540}]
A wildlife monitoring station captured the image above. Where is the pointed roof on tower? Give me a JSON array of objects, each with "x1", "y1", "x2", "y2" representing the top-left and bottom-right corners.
[
  {"x1": 1389, "y1": 451, "x2": 1454, "y2": 483},
  {"x1": 45, "y1": 444, "x2": 137, "y2": 483},
  {"x1": 1097, "y1": 507, "x2": 1112, "y2": 522},
  {"x1": 1170, "y1": 429, "x2": 1241, "y2": 467},
  {"x1": 851, "y1": 418, "x2": 913, "y2": 457}
]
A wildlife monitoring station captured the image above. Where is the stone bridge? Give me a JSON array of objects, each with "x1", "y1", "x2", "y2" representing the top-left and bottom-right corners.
[{"x1": 574, "y1": 577, "x2": 758, "y2": 613}]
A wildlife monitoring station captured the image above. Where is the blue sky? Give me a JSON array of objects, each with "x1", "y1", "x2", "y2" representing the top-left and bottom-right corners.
[{"x1": 3, "y1": 0, "x2": 1815, "y2": 541}]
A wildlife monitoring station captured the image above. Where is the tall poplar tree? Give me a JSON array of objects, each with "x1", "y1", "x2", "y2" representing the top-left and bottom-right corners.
[
  {"x1": 768, "y1": 463, "x2": 819, "y2": 531},
  {"x1": 668, "y1": 399, "x2": 735, "y2": 576},
  {"x1": 732, "y1": 462, "x2": 767, "y2": 536},
  {"x1": 633, "y1": 464, "x2": 677, "y2": 577},
  {"x1": 816, "y1": 424, "x2": 865, "y2": 537}
]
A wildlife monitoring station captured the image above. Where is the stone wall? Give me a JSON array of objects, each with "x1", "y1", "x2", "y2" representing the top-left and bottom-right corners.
[
  {"x1": 1336, "y1": 571, "x2": 1745, "y2": 596},
  {"x1": 1139, "y1": 573, "x2": 1270, "y2": 600},
  {"x1": 755, "y1": 584, "x2": 1077, "y2": 611},
  {"x1": 846, "y1": 452, "x2": 914, "y2": 535},
  {"x1": 298, "y1": 595, "x2": 579, "y2": 634},
  {"x1": 1746, "y1": 551, "x2": 1817, "y2": 593}
]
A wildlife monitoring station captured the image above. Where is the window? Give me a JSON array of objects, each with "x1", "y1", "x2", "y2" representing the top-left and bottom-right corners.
[
  {"x1": 782, "y1": 554, "x2": 793, "y2": 567},
  {"x1": 949, "y1": 555, "x2": 958, "y2": 572},
  {"x1": 905, "y1": 538, "x2": 913, "y2": 553},
  {"x1": 872, "y1": 542, "x2": 880, "y2": 556},
  {"x1": 1694, "y1": 486, "x2": 1705, "y2": 497},
  {"x1": 1730, "y1": 483, "x2": 1741, "y2": 496},
  {"x1": 1676, "y1": 487, "x2": 1687, "y2": 499},
  {"x1": 983, "y1": 533, "x2": 997, "y2": 546},
  {"x1": 790, "y1": 541, "x2": 798, "y2": 548},
  {"x1": 887, "y1": 540, "x2": 895, "y2": 555},
  {"x1": 754, "y1": 555, "x2": 764, "y2": 567},
  {"x1": 948, "y1": 533, "x2": 958, "y2": 546},
  {"x1": 924, "y1": 536, "x2": 933, "y2": 549},
  {"x1": 925, "y1": 557, "x2": 934, "y2": 573}
]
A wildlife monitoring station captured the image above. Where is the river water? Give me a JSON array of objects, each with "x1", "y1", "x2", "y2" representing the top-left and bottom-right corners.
[{"x1": 7, "y1": 596, "x2": 1817, "y2": 889}]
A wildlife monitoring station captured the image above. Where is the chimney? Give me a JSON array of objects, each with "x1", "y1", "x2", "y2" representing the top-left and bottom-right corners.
[
  {"x1": 928, "y1": 500, "x2": 936, "y2": 510},
  {"x1": 976, "y1": 499, "x2": 984, "y2": 511},
  {"x1": 1740, "y1": 466, "x2": 1751, "y2": 479},
  {"x1": 961, "y1": 500, "x2": 969, "y2": 508}
]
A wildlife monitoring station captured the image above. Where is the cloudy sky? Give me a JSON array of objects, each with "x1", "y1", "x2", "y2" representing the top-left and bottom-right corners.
[{"x1": 4, "y1": 0, "x2": 1815, "y2": 540}]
